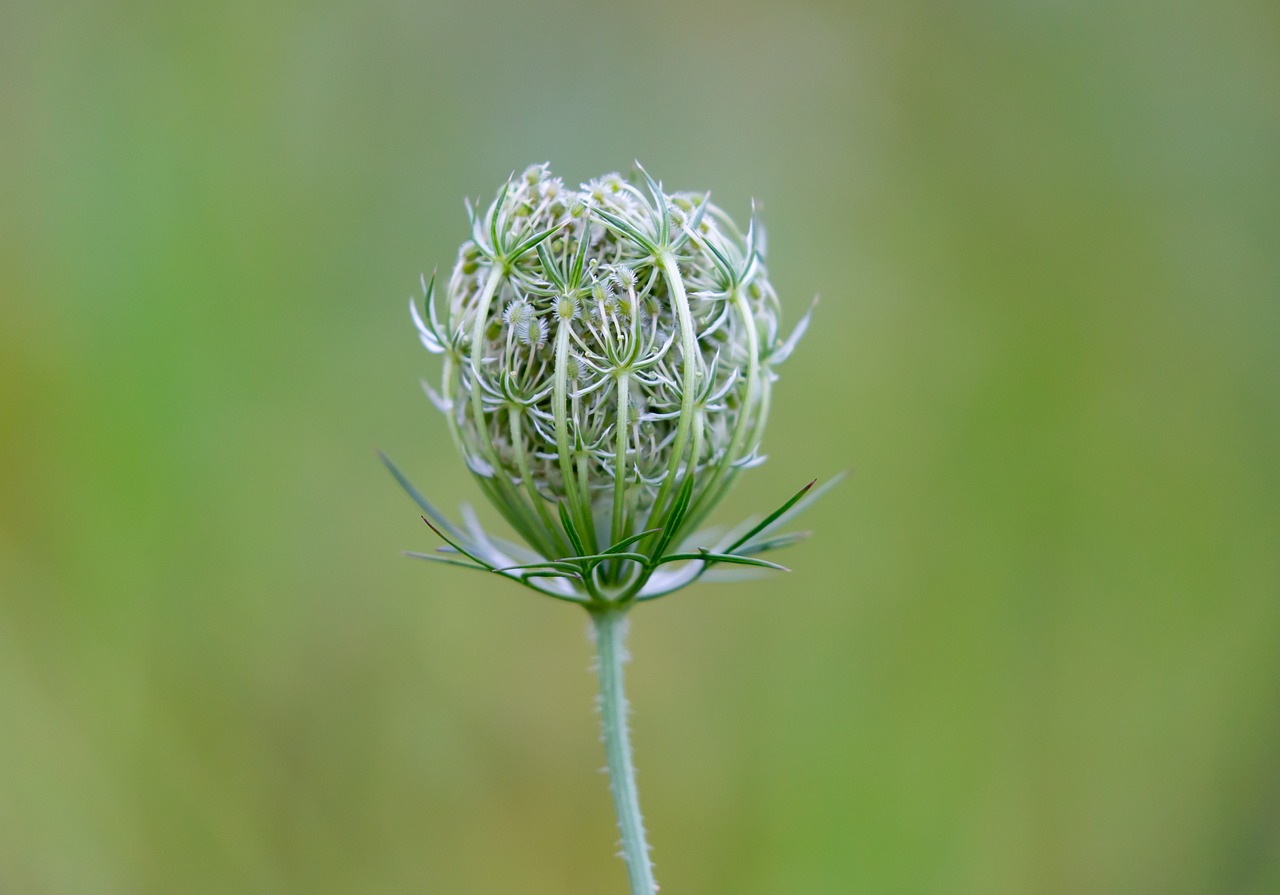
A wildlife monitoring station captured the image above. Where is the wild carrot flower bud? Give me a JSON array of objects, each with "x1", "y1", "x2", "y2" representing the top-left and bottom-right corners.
[
  {"x1": 386, "y1": 164, "x2": 837, "y2": 895},
  {"x1": 393, "y1": 163, "x2": 829, "y2": 605}
]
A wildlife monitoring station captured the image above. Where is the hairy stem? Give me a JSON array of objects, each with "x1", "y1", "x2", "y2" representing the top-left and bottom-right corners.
[{"x1": 591, "y1": 609, "x2": 656, "y2": 895}]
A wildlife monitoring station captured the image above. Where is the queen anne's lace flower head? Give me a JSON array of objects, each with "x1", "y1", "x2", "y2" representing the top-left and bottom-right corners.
[{"x1": 399, "y1": 163, "x2": 824, "y2": 604}]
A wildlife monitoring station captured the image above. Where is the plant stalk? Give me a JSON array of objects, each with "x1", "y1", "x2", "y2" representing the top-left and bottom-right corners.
[{"x1": 591, "y1": 609, "x2": 656, "y2": 895}]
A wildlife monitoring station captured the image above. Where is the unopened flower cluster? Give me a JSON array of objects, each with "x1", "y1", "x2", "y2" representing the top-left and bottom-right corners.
[{"x1": 412, "y1": 163, "x2": 805, "y2": 566}]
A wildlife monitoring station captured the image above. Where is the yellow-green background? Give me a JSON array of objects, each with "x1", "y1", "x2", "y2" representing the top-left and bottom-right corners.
[{"x1": 2, "y1": 1, "x2": 1278, "y2": 892}]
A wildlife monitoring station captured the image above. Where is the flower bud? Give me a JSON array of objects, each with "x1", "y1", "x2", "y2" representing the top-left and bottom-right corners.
[{"x1": 400, "y1": 163, "x2": 819, "y2": 602}]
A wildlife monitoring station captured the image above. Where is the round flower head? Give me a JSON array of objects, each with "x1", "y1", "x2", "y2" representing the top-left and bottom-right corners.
[{"x1": 401, "y1": 163, "x2": 821, "y2": 604}]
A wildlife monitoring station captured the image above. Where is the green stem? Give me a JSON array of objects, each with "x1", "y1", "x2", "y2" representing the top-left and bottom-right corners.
[
  {"x1": 507, "y1": 407, "x2": 567, "y2": 559},
  {"x1": 682, "y1": 285, "x2": 763, "y2": 533},
  {"x1": 644, "y1": 250, "x2": 700, "y2": 530},
  {"x1": 553, "y1": 321, "x2": 594, "y2": 548},
  {"x1": 591, "y1": 609, "x2": 656, "y2": 895},
  {"x1": 611, "y1": 372, "x2": 631, "y2": 551},
  {"x1": 461, "y1": 266, "x2": 548, "y2": 549}
]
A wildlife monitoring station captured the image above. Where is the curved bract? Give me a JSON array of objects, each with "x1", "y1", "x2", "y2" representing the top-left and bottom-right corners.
[{"x1": 392, "y1": 163, "x2": 832, "y2": 605}]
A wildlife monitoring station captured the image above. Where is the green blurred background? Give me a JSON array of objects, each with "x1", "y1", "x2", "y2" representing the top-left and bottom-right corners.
[{"x1": 2, "y1": 0, "x2": 1278, "y2": 892}]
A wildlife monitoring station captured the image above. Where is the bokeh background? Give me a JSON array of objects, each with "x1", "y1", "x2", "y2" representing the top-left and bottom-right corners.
[{"x1": 3, "y1": 0, "x2": 1278, "y2": 892}]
